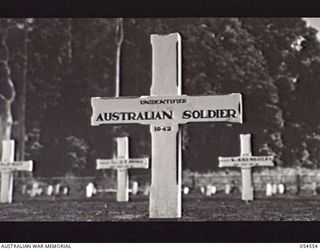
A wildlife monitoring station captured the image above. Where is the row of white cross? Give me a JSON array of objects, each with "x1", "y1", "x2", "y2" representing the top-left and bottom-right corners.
[
  {"x1": 0, "y1": 32, "x2": 275, "y2": 219},
  {"x1": 96, "y1": 134, "x2": 274, "y2": 202},
  {"x1": 0, "y1": 134, "x2": 273, "y2": 205}
]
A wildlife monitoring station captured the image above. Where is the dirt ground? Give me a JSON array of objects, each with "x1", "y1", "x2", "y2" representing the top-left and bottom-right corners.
[{"x1": 1, "y1": 194, "x2": 320, "y2": 221}]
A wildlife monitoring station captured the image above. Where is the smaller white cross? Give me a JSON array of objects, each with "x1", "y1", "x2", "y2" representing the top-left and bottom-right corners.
[
  {"x1": 0, "y1": 140, "x2": 33, "y2": 203},
  {"x1": 218, "y1": 134, "x2": 274, "y2": 201},
  {"x1": 96, "y1": 136, "x2": 149, "y2": 202}
]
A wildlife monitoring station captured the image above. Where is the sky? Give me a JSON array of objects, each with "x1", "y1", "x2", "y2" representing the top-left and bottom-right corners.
[{"x1": 304, "y1": 18, "x2": 320, "y2": 39}]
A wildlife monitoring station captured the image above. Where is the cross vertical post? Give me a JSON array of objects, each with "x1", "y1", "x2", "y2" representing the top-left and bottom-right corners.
[
  {"x1": 1, "y1": 140, "x2": 14, "y2": 203},
  {"x1": 116, "y1": 137, "x2": 129, "y2": 202},
  {"x1": 149, "y1": 33, "x2": 182, "y2": 218},
  {"x1": 240, "y1": 134, "x2": 254, "y2": 201}
]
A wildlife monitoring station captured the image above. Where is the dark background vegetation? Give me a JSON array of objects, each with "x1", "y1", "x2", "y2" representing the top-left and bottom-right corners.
[{"x1": 1, "y1": 18, "x2": 320, "y2": 176}]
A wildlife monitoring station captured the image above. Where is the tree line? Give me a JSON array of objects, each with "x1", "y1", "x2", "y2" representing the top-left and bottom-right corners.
[{"x1": 0, "y1": 18, "x2": 319, "y2": 176}]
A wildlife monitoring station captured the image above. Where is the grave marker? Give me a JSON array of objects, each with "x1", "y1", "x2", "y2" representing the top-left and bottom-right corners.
[
  {"x1": 225, "y1": 184, "x2": 231, "y2": 194},
  {"x1": 266, "y1": 183, "x2": 273, "y2": 196},
  {"x1": 91, "y1": 33, "x2": 243, "y2": 218},
  {"x1": 96, "y1": 137, "x2": 148, "y2": 202},
  {"x1": 219, "y1": 134, "x2": 274, "y2": 201},
  {"x1": 272, "y1": 184, "x2": 278, "y2": 195},
  {"x1": 143, "y1": 185, "x2": 150, "y2": 196},
  {"x1": 131, "y1": 181, "x2": 139, "y2": 195},
  {"x1": 278, "y1": 184, "x2": 285, "y2": 194},
  {"x1": 312, "y1": 182, "x2": 317, "y2": 195},
  {"x1": 211, "y1": 186, "x2": 217, "y2": 195},
  {"x1": 63, "y1": 187, "x2": 69, "y2": 196},
  {"x1": 206, "y1": 185, "x2": 215, "y2": 196},
  {"x1": 21, "y1": 184, "x2": 27, "y2": 195},
  {"x1": 205, "y1": 185, "x2": 217, "y2": 196},
  {"x1": 54, "y1": 183, "x2": 61, "y2": 195},
  {"x1": 0, "y1": 140, "x2": 33, "y2": 203},
  {"x1": 183, "y1": 186, "x2": 190, "y2": 195},
  {"x1": 86, "y1": 182, "x2": 95, "y2": 198},
  {"x1": 47, "y1": 185, "x2": 54, "y2": 196},
  {"x1": 29, "y1": 182, "x2": 42, "y2": 197}
]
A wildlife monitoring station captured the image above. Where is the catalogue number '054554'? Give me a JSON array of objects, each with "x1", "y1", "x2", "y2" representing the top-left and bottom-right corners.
[{"x1": 300, "y1": 244, "x2": 318, "y2": 248}]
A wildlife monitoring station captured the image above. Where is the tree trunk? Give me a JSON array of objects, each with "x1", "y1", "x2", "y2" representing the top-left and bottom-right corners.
[
  {"x1": 113, "y1": 18, "x2": 124, "y2": 135},
  {"x1": 0, "y1": 23, "x2": 16, "y2": 156},
  {"x1": 0, "y1": 99, "x2": 13, "y2": 146},
  {"x1": 67, "y1": 18, "x2": 73, "y2": 65},
  {"x1": 17, "y1": 21, "x2": 30, "y2": 161},
  {"x1": 115, "y1": 18, "x2": 123, "y2": 98}
]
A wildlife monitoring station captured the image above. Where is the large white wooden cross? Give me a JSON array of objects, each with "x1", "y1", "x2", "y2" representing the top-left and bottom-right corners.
[
  {"x1": 218, "y1": 134, "x2": 274, "y2": 201},
  {"x1": 96, "y1": 136, "x2": 148, "y2": 202},
  {"x1": 0, "y1": 140, "x2": 33, "y2": 203},
  {"x1": 91, "y1": 33, "x2": 243, "y2": 218}
]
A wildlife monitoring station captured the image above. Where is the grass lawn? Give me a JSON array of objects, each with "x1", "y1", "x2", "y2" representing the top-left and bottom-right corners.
[{"x1": 1, "y1": 194, "x2": 320, "y2": 221}]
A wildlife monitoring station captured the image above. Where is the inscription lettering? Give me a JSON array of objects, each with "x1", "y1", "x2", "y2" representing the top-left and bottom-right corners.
[
  {"x1": 182, "y1": 109, "x2": 237, "y2": 119},
  {"x1": 96, "y1": 111, "x2": 173, "y2": 122},
  {"x1": 140, "y1": 98, "x2": 187, "y2": 105}
]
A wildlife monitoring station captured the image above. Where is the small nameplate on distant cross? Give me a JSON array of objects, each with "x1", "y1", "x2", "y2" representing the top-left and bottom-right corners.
[
  {"x1": 219, "y1": 156, "x2": 274, "y2": 167},
  {"x1": 0, "y1": 161, "x2": 33, "y2": 171},
  {"x1": 97, "y1": 158, "x2": 149, "y2": 169}
]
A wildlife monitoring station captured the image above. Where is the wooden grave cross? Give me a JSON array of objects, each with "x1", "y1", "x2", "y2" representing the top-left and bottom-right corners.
[
  {"x1": 96, "y1": 136, "x2": 149, "y2": 202},
  {"x1": 91, "y1": 33, "x2": 243, "y2": 218},
  {"x1": 218, "y1": 134, "x2": 274, "y2": 201},
  {"x1": 0, "y1": 140, "x2": 33, "y2": 203}
]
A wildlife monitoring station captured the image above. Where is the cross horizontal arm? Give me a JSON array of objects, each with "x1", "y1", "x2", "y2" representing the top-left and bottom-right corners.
[
  {"x1": 97, "y1": 158, "x2": 149, "y2": 170},
  {"x1": 218, "y1": 156, "x2": 274, "y2": 168},
  {"x1": 91, "y1": 94, "x2": 242, "y2": 126},
  {"x1": 0, "y1": 161, "x2": 33, "y2": 172}
]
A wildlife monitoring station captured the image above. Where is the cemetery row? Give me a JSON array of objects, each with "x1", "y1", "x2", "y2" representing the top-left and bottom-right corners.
[
  {"x1": 12, "y1": 168, "x2": 320, "y2": 200},
  {"x1": 0, "y1": 133, "x2": 276, "y2": 202}
]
